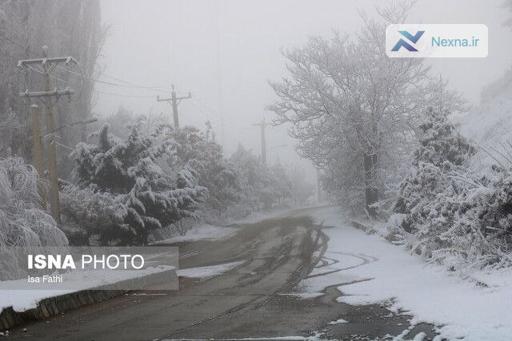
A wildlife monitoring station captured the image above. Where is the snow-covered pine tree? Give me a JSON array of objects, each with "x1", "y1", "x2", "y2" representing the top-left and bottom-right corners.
[
  {"x1": 390, "y1": 107, "x2": 484, "y2": 266},
  {"x1": 413, "y1": 108, "x2": 475, "y2": 168},
  {"x1": 65, "y1": 124, "x2": 207, "y2": 245},
  {"x1": 394, "y1": 107, "x2": 475, "y2": 219}
]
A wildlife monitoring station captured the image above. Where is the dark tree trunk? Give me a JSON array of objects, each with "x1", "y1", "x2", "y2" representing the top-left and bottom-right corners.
[{"x1": 363, "y1": 152, "x2": 378, "y2": 217}]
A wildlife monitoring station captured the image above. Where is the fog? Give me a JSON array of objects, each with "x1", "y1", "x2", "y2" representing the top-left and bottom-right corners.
[
  {"x1": 4, "y1": 2, "x2": 512, "y2": 336},
  {"x1": 97, "y1": 0, "x2": 512, "y2": 174}
]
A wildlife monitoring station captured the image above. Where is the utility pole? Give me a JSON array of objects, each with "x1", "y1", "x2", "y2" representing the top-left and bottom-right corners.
[
  {"x1": 157, "y1": 85, "x2": 191, "y2": 129},
  {"x1": 30, "y1": 104, "x2": 46, "y2": 208},
  {"x1": 316, "y1": 168, "x2": 322, "y2": 203},
  {"x1": 18, "y1": 46, "x2": 77, "y2": 224},
  {"x1": 253, "y1": 118, "x2": 270, "y2": 165},
  {"x1": 205, "y1": 120, "x2": 215, "y2": 142}
]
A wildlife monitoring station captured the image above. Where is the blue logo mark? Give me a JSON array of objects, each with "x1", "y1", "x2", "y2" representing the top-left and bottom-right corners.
[{"x1": 392, "y1": 31, "x2": 425, "y2": 52}]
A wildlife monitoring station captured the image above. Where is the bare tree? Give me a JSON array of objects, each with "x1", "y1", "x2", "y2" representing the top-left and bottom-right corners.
[{"x1": 269, "y1": 7, "x2": 464, "y2": 216}]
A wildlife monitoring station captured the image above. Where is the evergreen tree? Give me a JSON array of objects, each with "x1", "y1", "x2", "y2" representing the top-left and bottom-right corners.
[
  {"x1": 395, "y1": 108, "x2": 475, "y2": 218},
  {"x1": 414, "y1": 108, "x2": 475, "y2": 168},
  {"x1": 389, "y1": 108, "x2": 486, "y2": 265},
  {"x1": 65, "y1": 124, "x2": 207, "y2": 245},
  {"x1": 171, "y1": 126, "x2": 239, "y2": 214}
]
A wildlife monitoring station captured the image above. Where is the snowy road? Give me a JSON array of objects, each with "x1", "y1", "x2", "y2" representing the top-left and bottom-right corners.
[{"x1": 7, "y1": 207, "x2": 436, "y2": 341}]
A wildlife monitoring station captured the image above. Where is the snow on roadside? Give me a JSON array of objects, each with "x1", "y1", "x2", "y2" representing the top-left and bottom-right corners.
[
  {"x1": 328, "y1": 318, "x2": 348, "y2": 325},
  {"x1": 177, "y1": 261, "x2": 244, "y2": 279},
  {"x1": 0, "y1": 265, "x2": 175, "y2": 311},
  {"x1": 152, "y1": 224, "x2": 237, "y2": 244},
  {"x1": 278, "y1": 292, "x2": 324, "y2": 299},
  {"x1": 0, "y1": 289, "x2": 73, "y2": 312},
  {"x1": 305, "y1": 206, "x2": 512, "y2": 341}
]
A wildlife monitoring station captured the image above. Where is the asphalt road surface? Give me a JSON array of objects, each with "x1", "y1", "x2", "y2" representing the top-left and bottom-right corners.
[{"x1": 8, "y1": 208, "x2": 436, "y2": 340}]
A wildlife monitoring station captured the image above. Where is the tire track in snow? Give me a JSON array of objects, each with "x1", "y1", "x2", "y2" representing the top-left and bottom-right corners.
[{"x1": 305, "y1": 252, "x2": 376, "y2": 279}]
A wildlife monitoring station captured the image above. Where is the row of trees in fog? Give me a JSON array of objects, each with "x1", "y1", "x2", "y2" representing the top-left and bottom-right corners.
[
  {"x1": 0, "y1": 1, "x2": 313, "y2": 253},
  {"x1": 0, "y1": 108, "x2": 312, "y2": 249},
  {"x1": 61, "y1": 113, "x2": 311, "y2": 245}
]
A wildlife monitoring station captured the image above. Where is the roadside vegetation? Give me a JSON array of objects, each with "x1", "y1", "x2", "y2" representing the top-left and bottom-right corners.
[{"x1": 270, "y1": 2, "x2": 512, "y2": 272}]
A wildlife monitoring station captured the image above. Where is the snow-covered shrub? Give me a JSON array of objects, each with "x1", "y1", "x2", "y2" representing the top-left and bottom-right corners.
[
  {"x1": 60, "y1": 184, "x2": 128, "y2": 245},
  {"x1": 0, "y1": 157, "x2": 68, "y2": 280},
  {"x1": 389, "y1": 108, "x2": 506, "y2": 269},
  {"x1": 64, "y1": 124, "x2": 207, "y2": 245},
  {"x1": 398, "y1": 167, "x2": 512, "y2": 270},
  {"x1": 227, "y1": 145, "x2": 295, "y2": 217},
  {"x1": 395, "y1": 107, "x2": 475, "y2": 223},
  {"x1": 0, "y1": 157, "x2": 68, "y2": 247},
  {"x1": 464, "y1": 169, "x2": 512, "y2": 264},
  {"x1": 170, "y1": 126, "x2": 240, "y2": 216}
]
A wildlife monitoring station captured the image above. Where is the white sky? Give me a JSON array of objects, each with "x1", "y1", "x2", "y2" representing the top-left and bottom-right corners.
[{"x1": 96, "y1": 0, "x2": 512, "y2": 175}]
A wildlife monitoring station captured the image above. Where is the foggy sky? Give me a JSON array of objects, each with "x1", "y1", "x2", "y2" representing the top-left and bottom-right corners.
[{"x1": 96, "y1": 0, "x2": 512, "y2": 176}]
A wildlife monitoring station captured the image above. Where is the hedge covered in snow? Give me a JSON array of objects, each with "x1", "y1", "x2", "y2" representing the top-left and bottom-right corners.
[
  {"x1": 389, "y1": 108, "x2": 512, "y2": 271},
  {"x1": 62, "y1": 123, "x2": 207, "y2": 245}
]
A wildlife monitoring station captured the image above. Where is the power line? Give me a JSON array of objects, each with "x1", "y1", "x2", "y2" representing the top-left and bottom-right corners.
[
  {"x1": 59, "y1": 66, "x2": 170, "y2": 93},
  {"x1": 95, "y1": 90, "x2": 156, "y2": 98},
  {"x1": 99, "y1": 71, "x2": 171, "y2": 91},
  {"x1": 18, "y1": 50, "x2": 192, "y2": 104},
  {"x1": 2, "y1": 34, "x2": 169, "y2": 95},
  {"x1": 23, "y1": 52, "x2": 222, "y2": 131}
]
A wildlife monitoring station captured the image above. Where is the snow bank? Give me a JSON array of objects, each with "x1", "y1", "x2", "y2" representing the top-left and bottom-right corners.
[
  {"x1": 0, "y1": 265, "x2": 175, "y2": 311},
  {"x1": 306, "y1": 206, "x2": 512, "y2": 341}
]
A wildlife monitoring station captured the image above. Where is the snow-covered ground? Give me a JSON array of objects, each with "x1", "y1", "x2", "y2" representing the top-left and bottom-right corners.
[
  {"x1": 298, "y1": 206, "x2": 512, "y2": 341},
  {"x1": 0, "y1": 265, "x2": 175, "y2": 311}
]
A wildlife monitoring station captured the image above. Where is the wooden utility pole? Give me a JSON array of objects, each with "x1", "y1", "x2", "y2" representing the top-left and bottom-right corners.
[
  {"x1": 18, "y1": 46, "x2": 76, "y2": 224},
  {"x1": 157, "y1": 85, "x2": 192, "y2": 129},
  {"x1": 316, "y1": 168, "x2": 322, "y2": 203},
  {"x1": 253, "y1": 118, "x2": 270, "y2": 165},
  {"x1": 30, "y1": 104, "x2": 46, "y2": 208}
]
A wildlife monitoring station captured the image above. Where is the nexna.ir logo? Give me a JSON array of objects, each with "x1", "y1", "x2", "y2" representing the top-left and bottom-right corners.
[
  {"x1": 391, "y1": 31, "x2": 425, "y2": 52},
  {"x1": 386, "y1": 24, "x2": 488, "y2": 58}
]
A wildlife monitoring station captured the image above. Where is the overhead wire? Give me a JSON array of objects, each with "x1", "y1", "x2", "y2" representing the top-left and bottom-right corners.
[
  {"x1": 1, "y1": 33, "x2": 170, "y2": 96},
  {"x1": 94, "y1": 90, "x2": 156, "y2": 98},
  {"x1": 59, "y1": 67, "x2": 170, "y2": 93},
  {"x1": 7, "y1": 38, "x2": 220, "y2": 124}
]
